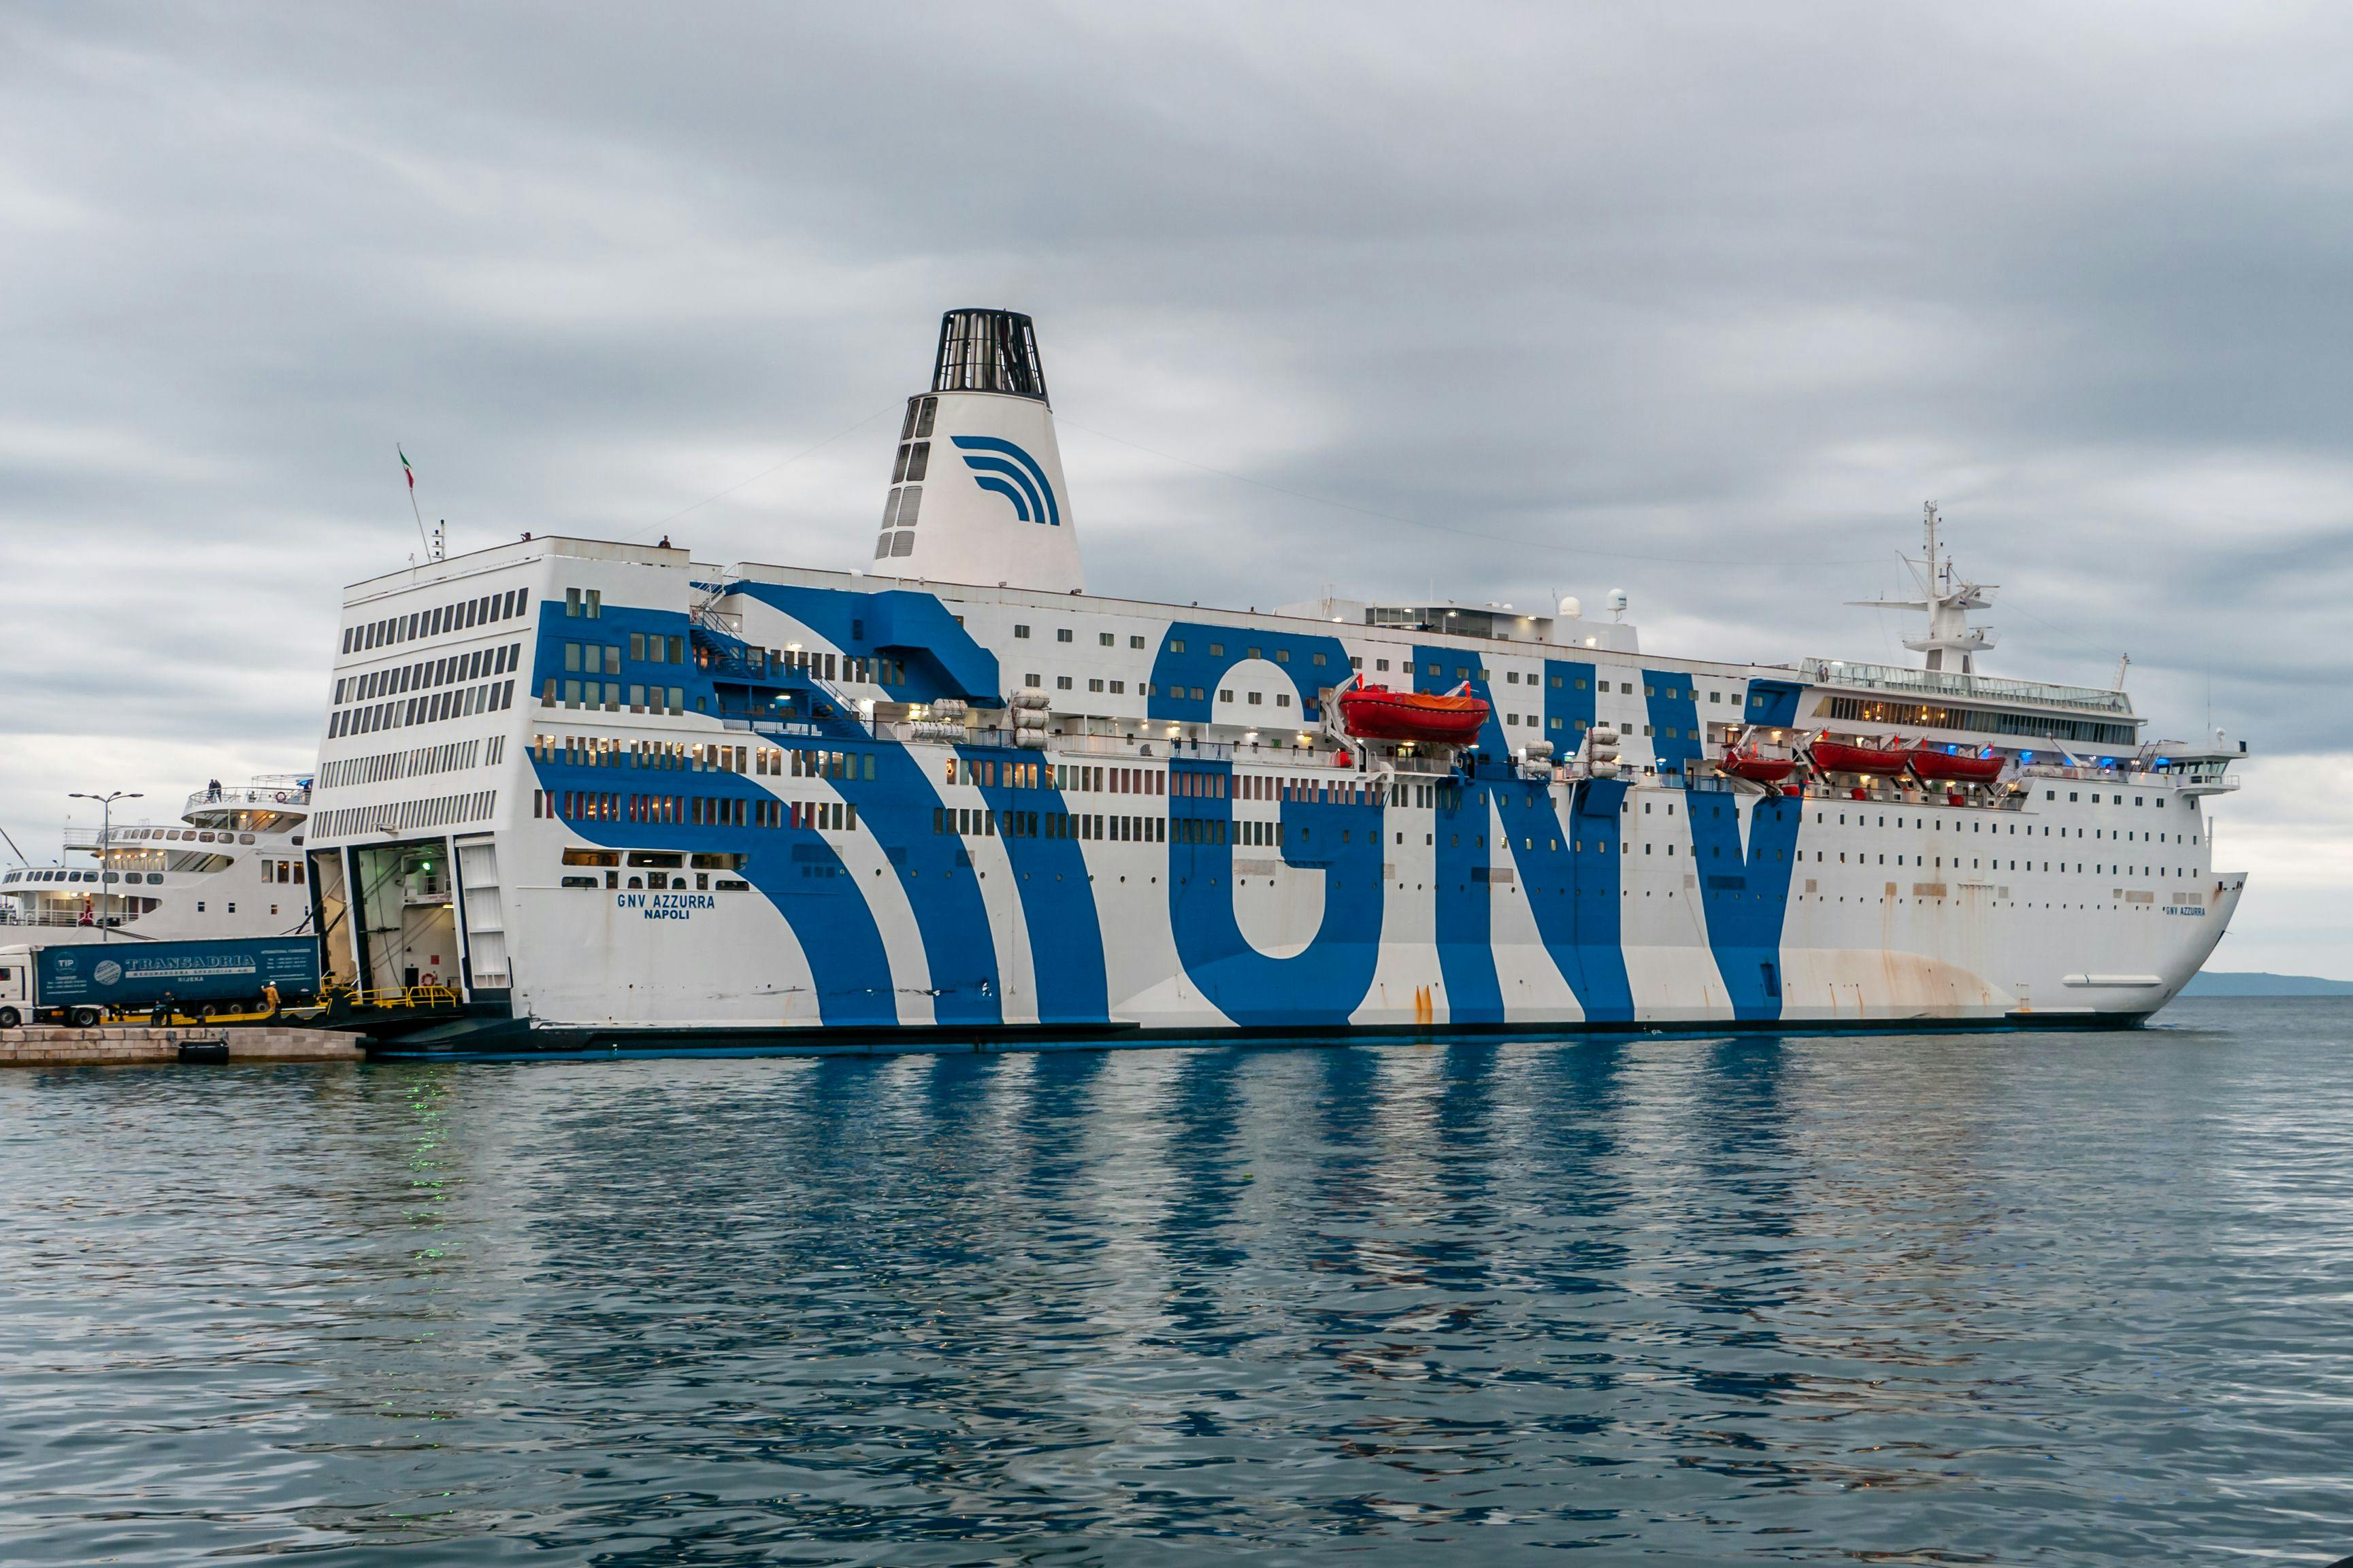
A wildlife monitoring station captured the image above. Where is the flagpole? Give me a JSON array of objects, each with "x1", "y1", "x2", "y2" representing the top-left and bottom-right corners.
[{"x1": 401, "y1": 446, "x2": 431, "y2": 556}]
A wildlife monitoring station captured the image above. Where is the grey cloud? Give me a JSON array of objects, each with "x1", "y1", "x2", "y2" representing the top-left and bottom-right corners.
[{"x1": 4, "y1": 1, "x2": 2349, "y2": 866}]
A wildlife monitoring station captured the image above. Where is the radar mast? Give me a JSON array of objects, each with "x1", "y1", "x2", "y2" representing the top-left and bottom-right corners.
[{"x1": 1849, "y1": 501, "x2": 1998, "y2": 673}]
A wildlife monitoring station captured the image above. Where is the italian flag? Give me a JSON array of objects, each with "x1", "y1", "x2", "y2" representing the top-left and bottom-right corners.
[{"x1": 399, "y1": 446, "x2": 415, "y2": 490}]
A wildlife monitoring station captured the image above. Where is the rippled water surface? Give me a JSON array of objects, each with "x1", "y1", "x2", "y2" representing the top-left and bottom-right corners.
[{"x1": 4, "y1": 999, "x2": 2351, "y2": 1565}]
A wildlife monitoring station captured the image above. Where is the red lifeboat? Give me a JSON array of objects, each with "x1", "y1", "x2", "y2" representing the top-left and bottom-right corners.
[
  {"x1": 1908, "y1": 748, "x2": 2005, "y2": 784},
  {"x1": 1336, "y1": 683, "x2": 1490, "y2": 745},
  {"x1": 1809, "y1": 737, "x2": 1913, "y2": 775},
  {"x1": 1717, "y1": 746, "x2": 1796, "y2": 784}
]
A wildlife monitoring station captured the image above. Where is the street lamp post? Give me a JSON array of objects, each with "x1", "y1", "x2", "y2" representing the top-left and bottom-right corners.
[{"x1": 68, "y1": 791, "x2": 142, "y2": 941}]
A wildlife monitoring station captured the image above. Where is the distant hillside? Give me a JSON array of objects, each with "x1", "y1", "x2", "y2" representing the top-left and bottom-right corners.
[{"x1": 2182, "y1": 972, "x2": 2353, "y2": 997}]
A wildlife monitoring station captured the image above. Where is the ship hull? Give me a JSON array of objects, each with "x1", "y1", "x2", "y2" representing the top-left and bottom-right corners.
[{"x1": 303, "y1": 545, "x2": 2243, "y2": 1055}]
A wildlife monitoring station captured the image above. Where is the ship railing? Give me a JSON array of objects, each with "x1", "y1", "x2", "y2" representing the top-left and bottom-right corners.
[
  {"x1": 1375, "y1": 754, "x2": 1460, "y2": 778},
  {"x1": 339, "y1": 983, "x2": 463, "y2": 1012},
  {"x1": 1798, "y1": 656, "x2": 2135, "y2": 715},
  {"x1": 0, "y1": 908, "x2": 130, "y2": 928},
  {"x1": 1796, "y1": 780, "x2": 2028, "y2": 810},
  {"x1": 183, "y1": 785, "x2": 310, "y2": 815},
  {"x1": 2013, "y1": 761, "x2": 2175, "y2": 784}
]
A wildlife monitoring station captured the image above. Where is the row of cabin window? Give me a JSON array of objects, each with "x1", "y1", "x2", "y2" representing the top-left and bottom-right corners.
[
  {"x1": 560, "y1": 871, "x2": 752, "y2": 890},
  {"x1": 336, "y1": 643, "x2": 523, "y2": 705},
  {"x1": 320, "y1": 738, "x2": 489, "y2": 789},
  {"x1": 561, "y1": 848, "x2": 744, "y2": 869},
  {"x1": 1813, "y1": 808, "x2": 2198, "y2": 844},
  {"x1": 333, "y1": 680, "x2": 516, "y2": 738},
  {"x1": 946, "y1": 761, "x2": 1166, "y2": 795},
  {"x1": 346, "y1": 586, "x2": 529, "y2": 655},
  {"x1": 942, "y1": 760, "x2": 1172, "y2": 794},
  {"x1": 538, "y1": 736, "x2": 744, "y2": 771},
  {"x1": 536, "y1": 734, "x2": 878, "y2": 784},
  {"x1": 553, "y1": 845, "x2": 747, "y2": 892},
  {"x1": 2046, "y1": 789, "x2": 2173, "y2": 808},
  {"x1": 566, "y1": 635, "x2": 688, "y2": 675},
  {"x1": 1813, "y1": 852, "x2": 2201, "y2": 877},
  {"x1": 1828, "y1": 696, "x2": 2137, "y2": 748},
  {"x1": 1017, "y1": 627, "x2": 1153, "y2": 646},
  {"x1": 936, "y1": 808, "x2": 1165, "y2": 844},
  {"x1": 533, "y1": 790, "x2": 814, "y2": 830},
  {"x1": 549, "y1": 680, "x2": 688, "y2": 714}
]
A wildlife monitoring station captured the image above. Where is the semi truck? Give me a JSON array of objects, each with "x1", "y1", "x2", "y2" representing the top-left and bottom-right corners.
[{"x1": 0, "y1": 936, "x2": 321, "y2": 1028}]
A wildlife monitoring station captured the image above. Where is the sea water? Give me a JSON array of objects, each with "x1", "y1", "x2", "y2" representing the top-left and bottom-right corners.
[{"x1": 3, "y1": 998, "x2": 2348, "y2": 1565}]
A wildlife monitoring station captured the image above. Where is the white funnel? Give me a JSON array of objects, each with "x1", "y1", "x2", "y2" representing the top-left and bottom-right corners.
[{"x1": 870, "y1": 310, "x2": 1083, "y2": 594}]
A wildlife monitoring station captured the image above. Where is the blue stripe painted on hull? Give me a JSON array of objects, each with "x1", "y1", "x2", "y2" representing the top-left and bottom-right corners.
[
  {"x1": 1685, "y1": 790, "x2": 1804, "y2": 1021},
  {"x1": 838, "y1": 745, "x2": 1003, "y2": 1027},
  {"x1": 526, "y1": 758, "x2": 900, "y2": 1026},
  {"x1": 1149, "y1": 623, "x2": 1349, "y2": 726},
  {"x1": 1642, "y1": 668, "x2": 1704, "y2": 775},
  {"x1": 966, "y1": 758, "x2": 1110, "y2": 1025},
  {"x1": 1167, "y1": 763, "x2": 1385, "y2": 1028},
  {"x1": 1494, "y1": 780, "x2": 1636, "y2": 1023},
  {"x1": 725, "y1": 580, "x2": 1001, "y2": 705},
  {"x1": 1417, "y1": 645, "x2": 1508, "y2": 1024}
]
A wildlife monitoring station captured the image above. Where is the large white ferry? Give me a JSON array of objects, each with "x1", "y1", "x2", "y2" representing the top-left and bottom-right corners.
[
  {"x1": 302, "y1": 310, "x2": 2244, "y2": 1051},
  {"x1": 1, "y1": 778, "x2": 315, "y2": 944}
]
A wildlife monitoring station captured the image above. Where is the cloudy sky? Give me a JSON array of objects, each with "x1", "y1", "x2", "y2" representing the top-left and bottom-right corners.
[{"x1": 3, "y1": 3, "x2": 2347, "y2": 973}]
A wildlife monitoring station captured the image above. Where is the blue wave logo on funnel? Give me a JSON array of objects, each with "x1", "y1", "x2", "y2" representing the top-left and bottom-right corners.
[{"x1": 951, "y1": 436, "x2": 1061, "y2": 527}]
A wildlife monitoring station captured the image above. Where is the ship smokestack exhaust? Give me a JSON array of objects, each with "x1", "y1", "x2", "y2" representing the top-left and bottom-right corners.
[{"x1": 872, "y1": 309, "x2": 1082, "y2": 594}]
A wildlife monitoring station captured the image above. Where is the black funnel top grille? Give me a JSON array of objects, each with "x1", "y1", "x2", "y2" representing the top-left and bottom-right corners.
[{"x1": 932, "y1": 310, "x2": 1049, "y2": 403}]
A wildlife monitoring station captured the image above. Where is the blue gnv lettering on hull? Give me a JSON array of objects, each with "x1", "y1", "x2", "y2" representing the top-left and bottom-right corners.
[
  {"x1": 1168, "y1": 764, "x2": 1385, "y2": 1028},
  {"x1": 964, "y1": 750, "x2": 1109, "y2": 1025},
  {"x1": 1685, "y1": 792, "x2": 1803, "y2": 1021}
]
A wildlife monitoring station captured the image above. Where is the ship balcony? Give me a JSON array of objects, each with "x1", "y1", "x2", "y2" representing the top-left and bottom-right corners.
[
  {"x1": 1798, "y1": 656, "x2": 2135, "y2": 716},
  {"x1": 184, "y1": 781, "x2": 310, "y2": 818}
]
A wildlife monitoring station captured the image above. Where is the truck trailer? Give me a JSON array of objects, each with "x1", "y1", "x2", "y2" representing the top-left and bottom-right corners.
[{"x1": 0, "y1": 936, "x2": 321, "y2": 1028}]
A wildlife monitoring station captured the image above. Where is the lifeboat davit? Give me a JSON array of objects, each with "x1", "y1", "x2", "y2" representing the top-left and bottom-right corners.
[
  {"x1": 1336, "y1": 683, "x2": 1490, "y2": 745},
  {"x1": 1809, "y1": 738, "x2": 1913, "y2": 775},
  {"x1": 1717, "y1": 747, "x2": 1796, "y2": 783},
  {"x1": 1907, "y1": 748, "x2": 2005, "y2": 784}
]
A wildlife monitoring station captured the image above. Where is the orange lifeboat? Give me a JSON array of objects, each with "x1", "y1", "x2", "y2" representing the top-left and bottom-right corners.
[
  {"x1": 1809, "y1": 737, "x2": 1912, "y2": 775},
  {"x1": 1717, "y1": 746, "x2": 1796, "y2": 783},
  {"x1": 1907, "y1": 748, "x2": 2005, "y2": 784},
  {"x1": 1336, "y1": 683, "x2": 1490, "y2": 745}
]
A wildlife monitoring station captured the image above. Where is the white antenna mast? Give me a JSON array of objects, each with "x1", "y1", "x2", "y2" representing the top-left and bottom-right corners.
[{"x1": 1847, "y1": 500, "x2": 1999, "y2": 673}]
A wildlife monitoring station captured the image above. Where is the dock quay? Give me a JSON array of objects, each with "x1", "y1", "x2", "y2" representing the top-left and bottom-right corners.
[{"x1": 0, "y1": 1024, "x2": 363, "y2": 1067}]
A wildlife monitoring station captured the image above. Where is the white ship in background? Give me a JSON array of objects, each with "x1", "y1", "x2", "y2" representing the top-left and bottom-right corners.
[
  {"x1": 297, "y1": 310, "x2": 2245, "y2": 1052},
  {"x1": 1, "y1": 778, "x2": 315, "y2": 944}
]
